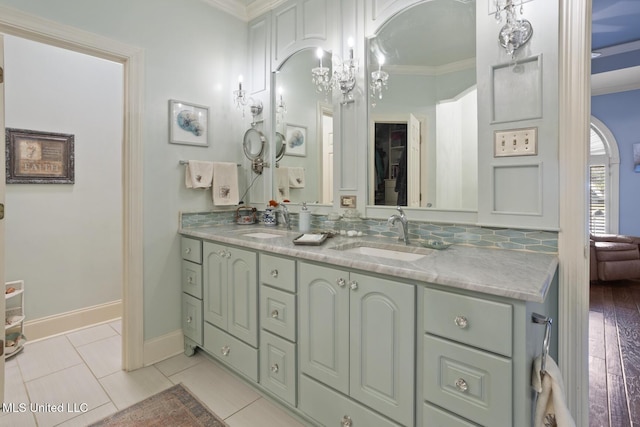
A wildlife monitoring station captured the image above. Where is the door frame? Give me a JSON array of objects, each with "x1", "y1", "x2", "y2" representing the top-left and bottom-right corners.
[{"x1": 0, "y1": 6, "x2": 144, "y2": 371}]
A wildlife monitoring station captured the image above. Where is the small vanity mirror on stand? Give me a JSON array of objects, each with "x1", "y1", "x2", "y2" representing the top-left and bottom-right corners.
[{"x1": 275, "y1": 131, "x2": 286, "y2": 166}]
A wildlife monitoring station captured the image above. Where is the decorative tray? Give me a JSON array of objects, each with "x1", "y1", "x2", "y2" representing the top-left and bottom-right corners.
[{"x1": 293, "y1": 233, "x2": 329, "y2": 246}]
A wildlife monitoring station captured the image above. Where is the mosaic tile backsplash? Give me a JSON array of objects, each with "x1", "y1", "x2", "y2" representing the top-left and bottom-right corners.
[{"x1": 180, "y1": 211, "x2": 558, "y2": 254}]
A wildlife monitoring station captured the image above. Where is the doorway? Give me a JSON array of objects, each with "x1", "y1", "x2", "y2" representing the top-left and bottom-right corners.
[{"x1": 0, "y1": 8, "x2": 145, "y2": 380}]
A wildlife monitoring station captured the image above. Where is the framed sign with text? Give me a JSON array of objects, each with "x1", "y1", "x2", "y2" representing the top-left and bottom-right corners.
[{"x1": 5, "y1": 128, "x2": 75, "y2": 184}]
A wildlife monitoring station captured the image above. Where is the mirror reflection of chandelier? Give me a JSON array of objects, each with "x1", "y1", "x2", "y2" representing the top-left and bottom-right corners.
[
  {"x1": 311, "y1": 39, "x2": 359, "y2": 104},
  {"x1": 495, "y1": 0, "x2": 533, "y2": 58},
  {"x1": 369, "y1": 53, "x2": 388, "y2": 107}
]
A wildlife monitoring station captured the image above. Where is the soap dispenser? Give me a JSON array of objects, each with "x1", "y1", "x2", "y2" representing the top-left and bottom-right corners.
[{"x1": 299, "y1": 202, "x2": 311, "y2": 233}]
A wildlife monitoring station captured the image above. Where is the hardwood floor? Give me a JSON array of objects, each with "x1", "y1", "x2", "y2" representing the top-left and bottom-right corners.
[{"x1": 589, "y1": 279, "x2": 640, "y2": 427}]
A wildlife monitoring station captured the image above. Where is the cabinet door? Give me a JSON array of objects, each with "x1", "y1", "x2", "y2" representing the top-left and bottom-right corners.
[
  {"x1": 299, "y1": 262, "x2": 350, "y2": 394},
  {"x1": 226, "y1": 247, "x2": 258, "y2": 347},
  {"x1": 203, "y1": 242, "x2": 228, "y2": 329},
  {"x1": 349, "y1": 273, "x2": 415, "y2": 426}
]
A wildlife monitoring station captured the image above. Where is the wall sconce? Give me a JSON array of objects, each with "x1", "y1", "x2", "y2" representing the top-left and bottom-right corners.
[
  {"x1": 311, "y1": 38, "x2": 359, "y2": 104},
  {"x1": 494, "y1": 0, "x2": 533, "y2": 58},
  {"x1": 233, "y1": 74, "x2": 263, "y2": 121},
  {"x1": 276, "y1": 86, "x2": 287, "y2": 115},
  {"x1": 370, "y1": 54, "x2": 388, "y2": 107}
]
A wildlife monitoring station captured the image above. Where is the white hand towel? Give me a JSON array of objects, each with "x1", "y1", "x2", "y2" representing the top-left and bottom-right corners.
[
  {"x1": 212, "y1": 162, "x2": 239, "y2": 205},
  {"x1": 288, "y1": 167, "x2": 305, "y2": 188},
  {"x1": 276, "y1": 167, "x2": 290, "y2": 201},
  {"x1": 185, "y1": 160, "x2": 213, "y2": 189},
  {"x1": 532, "y1": 355, "x2": 576, "y2": 427}
]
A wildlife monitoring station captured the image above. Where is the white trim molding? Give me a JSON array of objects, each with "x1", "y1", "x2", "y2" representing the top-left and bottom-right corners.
[
  {"x1": 591, "y1": 65, "x2": 640, "y2": 96},
  {"x1": 24, "y1": 301, "x2": 122, "y2": 343},
  {"x1": 558, "y1": 0, "x2": 591, "y2": 425},
  {"x1": 143, "y1": 329, "x2": 185, "y2": 367},
  {"x1": 0, "y1": 5, "x2": 145, "y2": 372}
]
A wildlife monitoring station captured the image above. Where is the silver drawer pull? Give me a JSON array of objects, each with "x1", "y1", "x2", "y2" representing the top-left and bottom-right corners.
[
  {"x1": 271, "y1": 269, "x2": 279, "y2": 278},
  {"x1": 188, "y1": 276, "x2": 194, "y2": 284},
  {"x1": 221, "y1": 345, "x2": 230, "y2": 356},
  {"x1": 185, "y1": 247, "x2": 192, "y2": 254},
  {"x1": 337, "y1": 278, "x2": 346, "y2": 287},
  {"x1": 271, "y1": 363, "x2": 279, "y2": 373},
  {"x1": 271, "y1": 309, "x2": 279, "y2": 319},
  {"x1": 186, "y1": 316, "x2": 192, "y2": 324},
  {"x1": 454, "y1": 315, "x2": 468, "y2": 329},
  {"x1": 341, "y1": 415, "x2": 353, "y2": 427},
  {"x1": 455, "y1": 378, "x2": 468, "y2": 393},
  {"x1": 349, "y1": 280, "x2": 358, "y2": 291}
]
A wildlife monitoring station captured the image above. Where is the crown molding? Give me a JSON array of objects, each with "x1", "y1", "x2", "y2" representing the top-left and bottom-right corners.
[
  {"x1": 199, "y1": 0, "x2": 284, "y2": 21},
  {"x1": 387, "y1": 58, "x2": 475, "y2": 76}
]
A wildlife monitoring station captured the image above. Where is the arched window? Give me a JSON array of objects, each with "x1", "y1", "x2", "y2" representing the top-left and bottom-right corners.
[{"x1": 589, "y1": 117, "x2": 620, "y2": 234}]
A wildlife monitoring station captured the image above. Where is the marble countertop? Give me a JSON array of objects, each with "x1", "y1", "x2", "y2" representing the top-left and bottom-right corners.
[{"x1": 179, "y1": 224, "x2": 558, "y2": 303}]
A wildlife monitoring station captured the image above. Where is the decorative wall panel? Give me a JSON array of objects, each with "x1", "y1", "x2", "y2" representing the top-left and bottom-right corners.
[
  {"x1": 491, "y1": 55, "x2": 542, "y2": 123},
  {"x1": 493, "y1": 163, "x2": 542, "y2": 214}
]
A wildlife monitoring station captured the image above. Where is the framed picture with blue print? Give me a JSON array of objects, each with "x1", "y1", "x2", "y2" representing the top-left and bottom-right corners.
[
  {"x1": 285, "y1": 123, "x2": 306, "y2": 157},
  {"x1": 169, "y1": 99, "x2": 209, "y2": 147},
  {"x1": 634, "y1": 143, "x2": 640, "y2": 173}
]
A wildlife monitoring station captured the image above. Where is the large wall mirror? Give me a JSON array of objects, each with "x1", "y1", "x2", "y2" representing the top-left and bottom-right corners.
[
  {"x1": 367, "y1": 0, "x2": 477, "y2": 211},
  {"x1": 273, "y1": 48, "x2": 334, "y2": 205}
]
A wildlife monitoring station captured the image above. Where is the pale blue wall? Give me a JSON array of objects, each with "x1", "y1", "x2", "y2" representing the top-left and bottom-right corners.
[
  {"x1": 592, "y1": 89, "x2": 640, "y2": 236},
  {"x1": 0, "y1": 0, "x2": 248, "y2": 341}
]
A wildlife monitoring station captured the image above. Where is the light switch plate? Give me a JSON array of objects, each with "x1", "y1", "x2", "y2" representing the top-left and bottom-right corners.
[
  {"x1": 494, "y1": 127, "x2": 537, "y2": 157},
  {"x1": 340, "y1": 195, "x2": 357, "y2": 208}
]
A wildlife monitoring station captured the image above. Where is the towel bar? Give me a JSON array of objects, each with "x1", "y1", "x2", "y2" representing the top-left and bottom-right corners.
[
  {"x1": 179, "y1": 160, "x2": 240, "y2": 166},
  {"x1": 532, "y1": 312, "x2": 552, "y2": 375}
]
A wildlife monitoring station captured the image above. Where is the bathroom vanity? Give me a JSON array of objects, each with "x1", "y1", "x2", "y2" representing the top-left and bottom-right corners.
[{"x1": 179, "y1": 223, "x2": 558, "y2": 427}]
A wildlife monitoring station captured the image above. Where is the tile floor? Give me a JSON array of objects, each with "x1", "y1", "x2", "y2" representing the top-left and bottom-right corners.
[{"x1": 1, "y1": 320, "x2": 306, "y2": 427}]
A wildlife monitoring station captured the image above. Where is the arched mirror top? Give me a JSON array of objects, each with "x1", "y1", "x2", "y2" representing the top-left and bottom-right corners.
[{"x1": 366, "y1": 0, "x2": 478, "y2": 213}]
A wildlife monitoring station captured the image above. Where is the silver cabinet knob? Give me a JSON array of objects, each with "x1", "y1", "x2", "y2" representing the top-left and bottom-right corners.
[
  {"x1": 217, "y1": 250, "x2": 226, "y2": 257},
  {"x1": 225, "y1": 250, "x2": 231, "y2": 259},
  {"x1": 185, "y1": 247, "x2": 192, "y2": 254},
  {"x1": 349, "y1": 280, "x2": 358, "y2": 291},
  {"x1": 341, "y1": 415, "x2": 353, "y2": 427},
  {"x1": 271, "y1": 309, "x2": 279, "y2": 319},
  {"x1": 221, "y1": 345, "x2": 230, "y2": 356},
  {"x1": 454, "y1": 315, "x2": 468, "y2": 329},
  {"x1": 271, "y1": 363, "x2": 279, "y2": 373},
  {"x1": 271, "y1": 269, "x2": 279, "y2": 278},
  {"x1": 186, "y1": 316, "x2": 192, "y2": 324},
  {"x1": 337, "y1": 278, "x2": 346, "y2": 287},
  {"x1": 455, "y1": 378, "x2": 468, "y2": 392},
  {"x1": 188, "y1": 276, "x2": 194, "y2": 284}
]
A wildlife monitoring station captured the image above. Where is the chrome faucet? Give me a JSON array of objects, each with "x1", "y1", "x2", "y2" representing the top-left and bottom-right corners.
[
  {"x1": 280, "y1": 204, "x2": 292, "y2": 230},
  {"x1": 387, "y1": 206, "x2": 410, "y2": 245}
]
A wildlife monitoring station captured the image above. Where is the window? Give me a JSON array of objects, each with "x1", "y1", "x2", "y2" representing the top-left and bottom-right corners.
[{"x1": 589, "y1": 117, "x2": 620, "y2": 235}]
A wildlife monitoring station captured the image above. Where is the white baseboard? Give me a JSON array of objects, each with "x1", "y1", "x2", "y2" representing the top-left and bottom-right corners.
[
  {"x1": 143, "y1": 329, "x2": 184, "y2": 366},
  {"x1": 24, "y1": 300, "x2": 122, "y2": 342}
]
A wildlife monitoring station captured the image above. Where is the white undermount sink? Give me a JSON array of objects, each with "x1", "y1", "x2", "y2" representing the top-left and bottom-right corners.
[{"x1": 332, "y1": 242, "x2": 430, "y2": 262}]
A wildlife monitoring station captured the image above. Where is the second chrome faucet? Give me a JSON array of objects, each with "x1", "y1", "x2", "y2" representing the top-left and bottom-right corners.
[{"x1": 387, "y1": 206, "x2": 410, "y2": 245}]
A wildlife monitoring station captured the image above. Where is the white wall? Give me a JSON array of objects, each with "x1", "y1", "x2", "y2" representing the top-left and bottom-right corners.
[
  {"x1": 0, "y1": 0, "x2": 248, "y2": 341},
  {"x1": 4, "y1": 35, "x2": 123, "y2": 319}
]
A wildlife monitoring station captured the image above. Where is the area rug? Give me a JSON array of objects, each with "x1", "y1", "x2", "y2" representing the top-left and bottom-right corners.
[{"x1": 90, "y1": 383, "x2": 227, "y2": 427}]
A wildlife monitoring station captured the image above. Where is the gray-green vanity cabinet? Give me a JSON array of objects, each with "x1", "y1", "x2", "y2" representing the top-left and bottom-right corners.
[
  {"x1": 202, "y1": 241, "x2": 259, "y2": 381},
  {"x1": 181, "y1": 237, "x2": 203, "y2": 352},
  {"x1": 259, "y1": 253, "x2": 298, "y2": 407},
  {"x1": 298, "y1": 261, "x2": 415, "y2": 427}
]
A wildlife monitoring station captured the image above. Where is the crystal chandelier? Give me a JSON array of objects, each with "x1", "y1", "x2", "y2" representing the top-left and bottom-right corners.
[
  {"x1": 370, "y1": 54, "x2": 388, "y2": 107},
  {"x1": 495, "y1": 0, "x2": 533, "y2": 58},
  {"x1": 311, "y1": 40, "x2": 359, "y2": 104}
]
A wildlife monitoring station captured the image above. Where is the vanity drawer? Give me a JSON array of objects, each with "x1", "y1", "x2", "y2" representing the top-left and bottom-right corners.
[
  {"x1": 182, "y1": 260, "x2": 202, "y2": 299},
  {"x1": 182, "y1": 293, "x2": 203, "y2": 346},
  {"x1": 299, "y1": 375, "x2": 401, "y2": 427},
  {"x1": 181, "y1": 237, "x2": 202, "y2": 264},
  {"x1": 423, "y1": 402, "x2": 480, "y2": 427},
  {"x1": 423, "y1": 287, "x2": 512, "y2": 356},
  {"x1": 259, "y1": 254, "x2": 295, "y2": 292},
  {"x1": 260, "y1": 330, "x2": 297, "y2": 406},
  {"x1": 423, "y1": 335, "x2": 512, "y2": 427},
  {"x1": 204, "y1": 323, "x2": 258, "y2": 382},
  {"x1": 260, "y1": 285, "x2": 296, "y2": 341}
]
